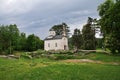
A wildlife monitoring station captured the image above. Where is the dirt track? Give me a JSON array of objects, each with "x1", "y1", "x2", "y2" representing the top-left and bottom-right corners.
[{"x1": 62, "y1": 59, "x2": 120, "y2": 65}]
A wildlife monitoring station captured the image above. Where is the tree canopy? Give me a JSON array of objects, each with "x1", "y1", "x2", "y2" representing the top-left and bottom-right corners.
[
  {"x1": 0, "y1": 24, "x2": 44, "y2": 54},
  {"x1": 71, "y1": 28, "x2": 83, "y2": 50},
  {"x1": 51, "y1": 23, "x2": 70, "y2": 37},
  {"x1": 26, "y1": 34, "x2": 44, "y2": 51},
  {"x1": 82, "y1": 23, "x2": 96, "y2": 50},
  {"x1": 98, "y1": 0, "x2": 120, "y2": 53}
]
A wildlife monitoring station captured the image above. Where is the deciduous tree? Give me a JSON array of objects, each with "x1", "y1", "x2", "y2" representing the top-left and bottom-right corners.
[{"x1": 98, "y1": 0, "x2": 120, "y2": 53}]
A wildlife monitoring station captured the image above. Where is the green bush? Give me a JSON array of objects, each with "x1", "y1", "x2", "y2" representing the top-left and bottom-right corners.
[
  {"x1": 53, "y1": 54, "x2": 76, "y2": 60},
  {"x1": 46, "y1": 50, "x2": 74, "y2": 55},
  {"x1": 54, "y1": 54, "x2": 67, "y2": 60},
  {"x1": 20, "y1": 53, "x2": 32, "y2": 59},
  {"x1": 65, "y1": 51, "x2": 73, "y2": 55}
]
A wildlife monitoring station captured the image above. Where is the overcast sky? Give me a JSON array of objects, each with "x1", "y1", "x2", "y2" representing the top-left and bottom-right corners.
[{"x1": 0, "y1": 0, "x2": 104, "y2": 39}]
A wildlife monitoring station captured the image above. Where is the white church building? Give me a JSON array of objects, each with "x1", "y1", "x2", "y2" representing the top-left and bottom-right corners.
[{"x1": 44, "y1": 28, "x2": 69, "y2": 51}]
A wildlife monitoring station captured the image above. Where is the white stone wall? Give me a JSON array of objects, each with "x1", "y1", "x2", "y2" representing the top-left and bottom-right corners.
[{"x1": 44, "y1": 37, "x2": 68, "y2": 51}]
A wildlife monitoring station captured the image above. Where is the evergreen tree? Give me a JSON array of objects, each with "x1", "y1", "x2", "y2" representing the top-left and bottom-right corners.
[
  {"x1": 72, "y1": 28, "x2": 83, "y2": 50},
  {"x1": 51, "y1": 23, "x2": 70, "y2": 37},
  {"x1": 82, "y1": 22, "x2": 96, "y2": 50}
]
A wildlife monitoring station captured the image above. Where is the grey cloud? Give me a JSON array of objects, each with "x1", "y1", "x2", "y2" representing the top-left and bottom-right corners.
[{"x1": 0, "y1": 0, "x2": 104, "y2": 39}]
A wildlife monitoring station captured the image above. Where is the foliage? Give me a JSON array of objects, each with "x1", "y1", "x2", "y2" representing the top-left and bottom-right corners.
[
  {"x1": 68, "y1": 38, "x2": 74, "y2": 50},
  {"x1": 71, "y1": 28, "x2": 83, "y2": 50},
  {"x1": 97, "y1": 0, "x2": 120, "y2": 53},
  {"x1": 26, "y1": 34, "x2": 44, "y2": 51},
  {"x1": 20, "y1": 53, "x2": 32, "y2": 59},
  {"x1": 51, "y1": 23, "x2": 70, "y2": 37},
  {"x1": 36, "y1": 49, "x2": 47, "y2": 55},
  {"x1": 0, "y1": 24, "x2": 20, "y2": 54},
  {"x1": 96, "y1": 38, "x2": 103, "y2": 48},
  {"x1": 82, "y1": 23, "x2": 96, "y2": 50},
  {"x1": 97, "y1": 0, "x2": 114, "y2": 18},
  {"x1": 18, "y1": 33, "x2": 27, "y2": 51},
  {"x1": 53, "y1": 54, "x2": 76, "y2": 60},
  {"x1": 0, "y1": 24, "x2": 44, "y2": 54}
]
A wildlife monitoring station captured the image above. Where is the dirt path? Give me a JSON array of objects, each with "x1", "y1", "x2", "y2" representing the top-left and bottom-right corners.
[{"x1": 62, "y1": 59, "x2": 120, "y2": 65}]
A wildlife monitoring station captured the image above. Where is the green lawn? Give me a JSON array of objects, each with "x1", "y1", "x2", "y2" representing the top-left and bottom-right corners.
[
  {"x1": 79, "y1": 52, "x2": 120, "y2": 62},
  {"x1": 48, "y1": 51, "x2": 120, "y2": 62},
  {"x1": 0, "y1": 55, "x2": 120, "y2": 80}
]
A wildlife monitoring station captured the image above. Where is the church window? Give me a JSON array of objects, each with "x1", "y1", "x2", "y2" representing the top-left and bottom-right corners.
[
  {"x1": 48, "y1": 43, "x2": 50, "y2": 47},
  {"x1": 55, "y1": 43, "x2": 57, "y2": 47}
]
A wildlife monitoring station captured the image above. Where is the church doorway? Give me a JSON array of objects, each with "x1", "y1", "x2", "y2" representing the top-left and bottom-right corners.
[{"x1": 64, "y1": 45, "x2": 67, "y2": 50}]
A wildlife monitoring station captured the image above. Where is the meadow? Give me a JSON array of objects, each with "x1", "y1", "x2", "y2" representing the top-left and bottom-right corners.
[{"x1": 0, "y1": 51, "x2": 120, "y2": 80}]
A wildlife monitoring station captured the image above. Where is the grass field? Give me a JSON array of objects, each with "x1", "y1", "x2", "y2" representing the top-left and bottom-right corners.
[
  {"x1": 79, "y1": 52, "x2": 120, "y2": 62},
  {"x1": 0, "y1": 52, "x2": 120, "y2": 80}
]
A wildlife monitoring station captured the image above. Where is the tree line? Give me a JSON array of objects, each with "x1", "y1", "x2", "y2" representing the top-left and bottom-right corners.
[
  {"x1": 71, "y1": 0, "x2": 120, "y2": 54},
  {"x1": 0, "y1": 0, "x2": 119, "y2": 54},
  {"x1": 52, "y1": 0, "x2": 120, "y2": 54},
  {"x1": 50, "y1": 22, "x2": 98, "y2": 51},
  {"x1": 71, "y1": 17, "x2": 97, "y2": 51},
  {"x1": 0, "y1": 24, "x2": 44, "y2": 54}
]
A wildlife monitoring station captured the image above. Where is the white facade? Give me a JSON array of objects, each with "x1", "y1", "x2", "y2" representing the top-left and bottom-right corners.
[
  {"x1": 44, "y1": 29, "x2": 69, "y2": 51},
  {"x1": 44, "y1": 37, "x2": 68, "y2": 51}
]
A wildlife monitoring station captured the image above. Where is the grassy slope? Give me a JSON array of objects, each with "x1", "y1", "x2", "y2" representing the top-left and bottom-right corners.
[
  {"x1": 51, "y1": 52, "x2": 120, "y2": 62},
  {"x1": 0, "y1": 56, "x2": 120, "y2": 80},
  {"x1": 79, "y1": 52, "x2": 120, "y2": 62}
]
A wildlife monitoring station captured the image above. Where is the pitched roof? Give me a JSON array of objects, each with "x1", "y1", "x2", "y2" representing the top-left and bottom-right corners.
[
  {"x1": 44, "y1": 35, "x2": 64, "y2": 40},
  {"x1": 49, "y1": 28, "x2": 54, "y2": 31}
]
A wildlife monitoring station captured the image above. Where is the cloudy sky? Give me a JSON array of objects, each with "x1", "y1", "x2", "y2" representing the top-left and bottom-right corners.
[{"x1": 0, "y1": 0, "x2": 104, "y2": 39}]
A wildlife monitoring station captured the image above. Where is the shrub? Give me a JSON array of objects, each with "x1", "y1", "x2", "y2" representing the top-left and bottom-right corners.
[
  {"x1": 65, "y1": 51, "x2": 73, "y2": 55},
  {"x1": 20, "y1": 53, "x2": 32, "y2": 59},
  {"x1": 36, "y1": 49, "x2": 48, "y2": 55},
  {"x1": 53, "y1": 54, "x2": 76, "y2": 60}
]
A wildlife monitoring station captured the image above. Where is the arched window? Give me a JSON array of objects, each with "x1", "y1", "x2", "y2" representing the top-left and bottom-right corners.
[
  {"x1": 48, "y1": 43, "x2": 50, "y2": 47},
  {"x1": 55, "y1": 43, "x2": 57, "y2": 47}
]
